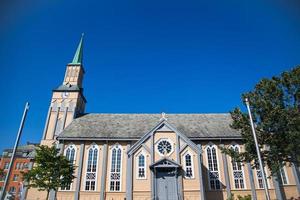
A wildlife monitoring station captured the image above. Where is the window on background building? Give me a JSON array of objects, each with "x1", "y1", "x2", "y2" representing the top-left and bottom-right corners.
[
  {"x1": 85, "y1": 145, "x2": 98, "y2": 191},
  {"x1": 110, "y1": 145, "x2": 122, "y2": 191},
  {"x1": 23, "y1": 163, "x2": 28, "y2": 169},
  {"x1": 15, "y1": 163, "x2": 20, "y2": 170},
  {"x1": 206, "y1": 144, "x2": 220, "y2": 190},
  {"x1": 280, "y1": 167, "x2": 288, "y2": 185},
  {"x1": 184, "y1": 153, "x2": 194, "y2": 178},
  {"x1": 137, "y1": 153, "x2": 146, "y2": 179},
  {"x1": 230, "y1": 144, "x2": 245, "y2": 189},
  {"x1": 4, "y1": 162, "x2": 9, "y2": 169},
  {"x1": 61, "y1": 144, "x2": 77, "y2": 191},
  {"x1": 0, "y1": 173, "x2": 6, "y2": 182},
  {"x1": 13, "y1": 174, "x2": 19, "y2": 181},
  {"x1": 9, "y1": 187, "x2": 16, "y2": 194},
  {"x1": 19, "y1": 163, "x2": 23, "y2": 170}
]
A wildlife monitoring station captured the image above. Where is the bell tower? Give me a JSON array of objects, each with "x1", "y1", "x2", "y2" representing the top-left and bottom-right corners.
[{"x1": 41, "y1": 34, "x2": 86, "y2": 145}]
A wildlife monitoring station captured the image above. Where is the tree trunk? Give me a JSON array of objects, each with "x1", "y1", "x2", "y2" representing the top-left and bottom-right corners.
[{"x1": 46, "y1": 190, "x2": 49, "y2": 200}]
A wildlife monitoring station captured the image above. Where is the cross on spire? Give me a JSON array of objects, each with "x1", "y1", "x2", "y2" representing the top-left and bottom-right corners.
[{"x1": 160, "y1": 112, "x2": 167, "y2": 121}]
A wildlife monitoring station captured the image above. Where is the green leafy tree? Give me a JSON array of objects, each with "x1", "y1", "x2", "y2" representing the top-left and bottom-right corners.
[
  {"x1": 0, "y1": 168, "x2": 4, "y2": 177},
  {"x1": 227, "y1": 194, "x2": 252, "y2": 200},
  {"x1": 237, "y1": 194, "x2": 252, "y2": 200},
  {"x1": 223, "y1": 66, "x2": 300, "y2": 174},
  {"x1": 22, "y1": 145, "x2": 75, "y2": 200}
]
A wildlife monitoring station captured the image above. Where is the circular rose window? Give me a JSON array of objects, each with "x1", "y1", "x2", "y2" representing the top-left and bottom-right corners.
[{"x1": 157, "y1": 140, "x2": 172, "y2": 155}]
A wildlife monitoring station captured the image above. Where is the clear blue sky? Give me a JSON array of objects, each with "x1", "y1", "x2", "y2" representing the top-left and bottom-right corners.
[{"x1": 0, "y1": 0, "x2": 300, "y2": 152}]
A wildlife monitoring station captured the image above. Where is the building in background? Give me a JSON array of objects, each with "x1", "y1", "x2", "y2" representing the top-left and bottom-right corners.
[
  {"x1": 26, "y1": 36, "x2": 300, "y2": 200},
  {"x1": 0, "y1": 144, "x2": 36, "y2": 200}
]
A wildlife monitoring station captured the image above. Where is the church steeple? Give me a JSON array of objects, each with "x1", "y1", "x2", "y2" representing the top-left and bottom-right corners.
[
  {"x1": 70, "y1": 33, "x2": 84, "y2": 65},
  {"x1": 41, "y1": 35, "x2": 87, "y2": 143},
  {"x1": 62, "y1": 34, "x2": 85, "y2": 88}
]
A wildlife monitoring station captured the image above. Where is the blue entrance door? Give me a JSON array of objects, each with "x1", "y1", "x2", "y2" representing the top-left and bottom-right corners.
[{"x1": 156, "y1": 169, "x2": 178, "y2": 200}]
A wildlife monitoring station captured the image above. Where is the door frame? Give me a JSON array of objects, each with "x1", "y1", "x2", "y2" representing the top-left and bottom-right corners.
[
  {"x1": 154, "y1": 167, "x2": 179, "y2": 200},
  {"x1": 150, "y1": 158, "x2": 182, "y2": 200}
]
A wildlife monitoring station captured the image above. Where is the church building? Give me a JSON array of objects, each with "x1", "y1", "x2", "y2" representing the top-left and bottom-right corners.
[{"x1": 26, "y1": 35, "x2": 300, "y2": 200}]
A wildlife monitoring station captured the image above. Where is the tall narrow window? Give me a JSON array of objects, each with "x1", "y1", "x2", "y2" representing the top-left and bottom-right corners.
[
  {"x1": 85, "y1": 145, "x2": 98, "y2": 191},
  {"x1": 206, "y1": 144, "x2": 220, "y2": 190},
  {"x1": 230, "y1": 144, "x2": 245, "y2": 189},
  {"x1": 184, "y1": 153, "x2": 194, "y2": 178},
  {"x1": 61, "y1": 144, "x2": 76, "y2": 190},
  {"x1": 280, "y1": 167, "x2": 288, "y2": 185},
  {"x1": 137, "y1": 154, "x2": 146, "y2": 179},
  {"x1": 0, "y1": 173, "x2": 6, "y2": 182},
  {"x1": 110, "y1": 145, "x2": 122, "y2": 191},
  {"x1": 65, "y1": 145, "x2": 76, "y2": 164},
  {"x1": 256, "y1": 169, "x2": 264, "y2": 188},
  {"x1": 4, "y1": 163, "x2": 9, "y2": 169},
  {"x1": 12, "y1": 174, "x2": 19, "y2": 182},
  {"x1": 15, "y1": 163, "x2": 20, "y2": 170}
]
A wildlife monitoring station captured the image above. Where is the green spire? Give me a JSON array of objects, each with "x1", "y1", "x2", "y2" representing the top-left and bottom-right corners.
[{"x1": 70, "y1": 33, "x2": 84, "y2": 64}]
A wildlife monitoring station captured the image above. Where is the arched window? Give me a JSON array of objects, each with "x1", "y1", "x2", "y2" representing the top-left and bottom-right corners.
[
  {"x1": 61, "y1": 144, "x2": 76, "y2": 190},
  {"x1": 184, "y1": 152, "x2": 194, "y2": 178},
  {"x1": 206, "y1": 144, "x2": 220, "y2": 190},
  {"x1": 230, "y1": 144, "x2": 245, "y2": 189},
  {"x1": 137, "y1": 153, "x2": 146, "y2": 179},
  {"x1": 110, "y1": 145, "x2": 122, "y2": 191},
  {"x1": 85, "y1": 144, "x2": 98, "y2": 191},
  {"x1": 65, "y1": 144, "x2": 76, "y2": 164}
]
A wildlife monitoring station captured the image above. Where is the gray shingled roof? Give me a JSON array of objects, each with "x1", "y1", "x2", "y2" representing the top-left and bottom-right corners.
[
  {"x1": 58, "y1": 113, "x2": 241, "y2": 140},
  {"x1": 2, "y1": 144, "x2": 36, "y2": 158}
]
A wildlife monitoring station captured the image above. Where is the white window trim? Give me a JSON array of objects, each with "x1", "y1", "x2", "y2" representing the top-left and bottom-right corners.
[
  {"x1": 255, "y1": 169, "x2": 264, "y2": 189},
  {"x1": 229, "y1": 144, "x2": 246, "y2": 189},
  {"x1": 12, "y1": 175, "x2": 18, "y2": 182},
  {"x1": 155, "y1": 138, "x2": 174, "y2": 157},
  {"x1": 64, "y1": 144, "x2": 77, "y2": 165},
  {"x1": 205, "y1": 143, "x2": 221, "y2": 190},
  {"x1": 109, "y1": 144, "x2": 123, "y2": 192},
  {"x1": 136, "y1": 151, "x2": 147, "y2": 180},
  {"x1": 84, "y1": 144, "x2": 99, "y2": 191},
  {"x1": 183, "y1": 150, "x2": 195, "y2": 179},
  {"x1": 255, "y1": 167, "x2": 271, "y2": 189},
  {"x1": 60, "y1": 144, "x2": 77, "y2": 191}
]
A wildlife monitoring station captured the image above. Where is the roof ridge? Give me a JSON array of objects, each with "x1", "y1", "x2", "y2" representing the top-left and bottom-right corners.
[{"x1": 83, "y1": 113, "x2": 231, "y2": 115}]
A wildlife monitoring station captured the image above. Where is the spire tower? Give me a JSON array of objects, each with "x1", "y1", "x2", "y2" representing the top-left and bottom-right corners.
[
  {"x1": 63, "y1": 34, "x2": 85, "y2": 88},
  {"x1": 41, "y1": 34, "x2": 87, "y2": 145}
]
